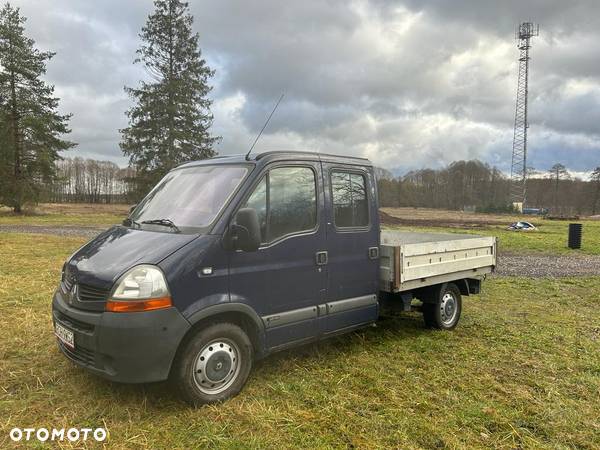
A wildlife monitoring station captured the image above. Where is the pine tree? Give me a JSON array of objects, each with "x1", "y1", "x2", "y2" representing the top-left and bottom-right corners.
[
  {"x1": 0, "y1": 3, "x2": 75, "y2": 212},
  {"x1": 120, "y1": 0, "x2": 219, "y2": 196}
]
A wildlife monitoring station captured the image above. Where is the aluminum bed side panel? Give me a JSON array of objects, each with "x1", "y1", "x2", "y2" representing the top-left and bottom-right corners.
[
  {"x1": 401, "y1": 244, "x2": 495, "y2": 281},
  {"x1": 378, "y1": 234, "x2": 496, "y2": 292},
  {"x1": 400, "y1": 237, "x2": 495, "y2": 257}
]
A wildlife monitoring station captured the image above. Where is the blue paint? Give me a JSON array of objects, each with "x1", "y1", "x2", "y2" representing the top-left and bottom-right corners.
[{"x1": 55, "y1": 152, "x2": 381, "y2": 380}]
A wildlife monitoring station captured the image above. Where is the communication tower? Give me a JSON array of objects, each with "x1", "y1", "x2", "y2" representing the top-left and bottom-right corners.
[{"x1": 510, "y1": 22, "x2": 539, "y2": 209}]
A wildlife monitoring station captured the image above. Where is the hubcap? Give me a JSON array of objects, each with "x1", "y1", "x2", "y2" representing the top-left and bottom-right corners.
[
  {"x1": 440, "y1": 292, "x2": 458, "y2": 325},
  {"x1": 193, "y1": 339, "x2": 240, "y2": 395}
]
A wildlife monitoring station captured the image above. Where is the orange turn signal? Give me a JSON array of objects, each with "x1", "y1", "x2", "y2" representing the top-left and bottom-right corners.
[{"x1": 106, "y1": 296, "x2": 172, "y2": 313}]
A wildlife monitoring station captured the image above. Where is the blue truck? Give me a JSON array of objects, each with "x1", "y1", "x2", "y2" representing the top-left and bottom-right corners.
[{"x1": 52, "y1": 151, "x2": 496, "y2": 405}]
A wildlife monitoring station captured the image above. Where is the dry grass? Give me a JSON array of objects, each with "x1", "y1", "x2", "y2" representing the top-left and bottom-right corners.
[{"x1": 1, "y1": 232, "x2": 599, "y2": 448}]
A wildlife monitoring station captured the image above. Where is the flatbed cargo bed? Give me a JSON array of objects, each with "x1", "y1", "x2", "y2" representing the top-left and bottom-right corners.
[{"x1": 379, "y1": 230, "x2": 496, "y2": 293}]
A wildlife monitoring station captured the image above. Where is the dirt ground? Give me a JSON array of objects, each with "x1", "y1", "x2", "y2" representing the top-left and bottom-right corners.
[
  {"x1": 35, "y1": 202, "x2": 131, "y2": 215},
  {"x1": 0, "y1": 224, "x2": 106, "y2": 238},
  {"x1": 380, "y1": 207, "x2": 523, "y2": 227},
  {"x1": 0, "y1": 202, "x2": 131, "y2": 216},
  {"x1": 378, "y1": 207, "x2": 592, "y2": 228}
]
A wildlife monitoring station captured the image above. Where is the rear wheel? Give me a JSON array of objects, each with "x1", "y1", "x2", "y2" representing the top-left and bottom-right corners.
[
  {"x1": 173, "y1": 322, "x2": 253, "y2": 406},
  {"x1": 422, "y1": 283, "x2": 462, "y2": 330}
]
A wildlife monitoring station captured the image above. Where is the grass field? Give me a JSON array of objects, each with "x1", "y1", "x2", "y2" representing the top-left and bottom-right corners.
[
  {"x1": 382, "y1": 207, "x2": 600, "y2": 255},
  {"x1": 1, "y1": 231, "x2": 599, "y2": 448},
  {"x1": 2, "y1": 203, "x2": 599, "y2": 256}
]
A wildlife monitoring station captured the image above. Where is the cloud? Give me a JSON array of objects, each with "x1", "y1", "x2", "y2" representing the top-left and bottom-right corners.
[{"x1": 10, "y1": 0, "x2": 600, "y2": 173}]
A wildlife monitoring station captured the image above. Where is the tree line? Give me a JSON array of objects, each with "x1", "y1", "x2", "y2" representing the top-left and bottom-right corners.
[
  {"x1": 46, "y1": 155, "x2": 600, "y2": 217},
  {"x1": 377, "y1": 160, "x2": 600, "y2": 216},
  {"x1": 47, "y1": 157, "x2": 136, "y2": 204}
]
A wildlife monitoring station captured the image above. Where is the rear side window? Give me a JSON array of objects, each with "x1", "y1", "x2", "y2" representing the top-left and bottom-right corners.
[
  {"x1": 242, "y1": 166, "x2": 317, "y2": 243},
  {"x1": 331, "y1": 171, "x2": 369, "y2": 228}
]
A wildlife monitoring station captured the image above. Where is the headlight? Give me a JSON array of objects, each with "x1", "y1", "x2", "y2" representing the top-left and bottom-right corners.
[
  {"x1": 112, "y1": 265, "x2": 169, "y2": 299},
  {"x1": 107, "y1": 265, "x2": 172, "y2": 312}
]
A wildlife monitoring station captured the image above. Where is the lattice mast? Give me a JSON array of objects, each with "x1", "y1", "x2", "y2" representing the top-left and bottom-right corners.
[{"x1": 510, "y1": 22, "x2": 539, "y2": 206}]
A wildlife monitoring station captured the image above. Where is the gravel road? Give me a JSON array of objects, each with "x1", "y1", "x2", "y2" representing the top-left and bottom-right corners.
[
  {"x1": 494, "y1": 253, "x2": 600, "y2": 278},
  {"x1": 1, "y1": 225, "x2": 599, "y2": 278},
  {"x1": 0, "y1": 224, "x2": 107, "y2": 239}
]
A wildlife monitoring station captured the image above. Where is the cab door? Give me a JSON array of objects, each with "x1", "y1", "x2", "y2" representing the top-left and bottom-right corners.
[
  {"x1": 320, "y1": 163, "x2": 379, "y2": 334},
  {"x1": 228, "y1": 161, "x2": 327, "y2": 350}
]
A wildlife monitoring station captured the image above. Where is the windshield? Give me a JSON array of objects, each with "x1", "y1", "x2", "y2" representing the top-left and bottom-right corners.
[{"x1": 130, "y1": 165, "x2": 249, "y2": 232}]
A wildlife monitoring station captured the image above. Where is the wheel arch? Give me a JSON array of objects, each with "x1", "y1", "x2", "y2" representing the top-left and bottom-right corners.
[
  {"x1": 178, "y1": 303, "x2": 267, "y2": 362},
  {"x1": 455, "y1": 279, "x2": 470, "y2": 296},
  {"x1": 417, "y1": 280, "x2": 466, "y2": 304}
]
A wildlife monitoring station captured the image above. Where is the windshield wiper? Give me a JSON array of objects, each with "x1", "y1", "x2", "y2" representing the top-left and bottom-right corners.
[{"x1": 141, "y1": 218, "x2": 181, "y2": 233}]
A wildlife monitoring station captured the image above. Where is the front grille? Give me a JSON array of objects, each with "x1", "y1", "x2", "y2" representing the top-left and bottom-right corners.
[
  {"x1": 55, "y1": 312, "x2": 95, "y2": 334},
  {"x1": 78, "y1": 283, "x2": 109, "y2": 302},
  {"x1": 58, "y1": 341, "x2": 95, "y2": 367},
  {"x1": 61, "y1": 266, "x2": 109, "y2": 304}
]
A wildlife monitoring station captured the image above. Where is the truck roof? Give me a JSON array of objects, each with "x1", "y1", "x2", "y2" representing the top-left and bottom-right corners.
[{"x1": 177, "y1": 150, "x2": 372, "y2": 169}]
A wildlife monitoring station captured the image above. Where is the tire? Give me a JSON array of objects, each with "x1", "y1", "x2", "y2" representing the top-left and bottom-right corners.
[
  {"x1": 422, "y1": 283, "x2": 462, "y2": 330},
  {"x1": 172, "y1": 322, "x2": 253, "y2": 406}
]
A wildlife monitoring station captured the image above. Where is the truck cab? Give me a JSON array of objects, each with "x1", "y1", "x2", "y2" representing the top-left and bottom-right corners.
[{"x1": 52, "y1": 151, "x2": 494, "y2": 405}]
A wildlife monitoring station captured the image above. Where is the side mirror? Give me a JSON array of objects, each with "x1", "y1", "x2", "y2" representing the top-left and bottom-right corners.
[
  {"x1": 231, "y1": 208, "x2": 261, "y2": 252},
  {"x1": 129, "y1": 204, "x2": 137, "y2": 214}
]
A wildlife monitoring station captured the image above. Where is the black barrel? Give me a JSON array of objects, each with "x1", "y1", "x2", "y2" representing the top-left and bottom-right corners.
[{"x1": 568, "y1": 223, "x2": 583, "y2": 249}]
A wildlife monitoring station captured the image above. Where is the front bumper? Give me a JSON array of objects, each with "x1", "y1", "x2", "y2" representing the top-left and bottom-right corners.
[{"x1": 52, "y1": 290, "x2": 191, "y2": 383}]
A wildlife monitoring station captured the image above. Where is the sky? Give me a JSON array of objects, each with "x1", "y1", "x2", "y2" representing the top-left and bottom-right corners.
[{"x1": 9, "y1": 0, "x2": 600, "y2": 176}]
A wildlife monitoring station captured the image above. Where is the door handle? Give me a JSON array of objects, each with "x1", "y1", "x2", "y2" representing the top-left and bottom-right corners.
[
  {"x1": 315, "y1": 251, "x2": 328, "y2": 265},
  {"x1": 368, "y1": 247, "x2": 379, "y2": 259}
]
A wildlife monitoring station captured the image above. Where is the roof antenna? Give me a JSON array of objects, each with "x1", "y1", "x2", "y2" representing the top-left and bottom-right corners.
[{"x1": 245, "y1": 93, "x2": 284, "y2": 161}]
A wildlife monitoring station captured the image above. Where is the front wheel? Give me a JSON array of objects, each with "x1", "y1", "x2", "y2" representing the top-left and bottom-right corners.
[
  {"x1": 172, "y1": 322, "x2": 253, "y2": 406},
  {"x1": 422, "y1": 283, "x2": 462, "y2": 330}
]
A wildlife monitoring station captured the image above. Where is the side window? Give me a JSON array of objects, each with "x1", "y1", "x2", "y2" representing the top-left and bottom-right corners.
[
  {"x1": 242, "y1": 166, "x2": 317, "y2": 243},
  {"x1": 331, "y1": 171, "x2": 369, "y2": 228},
  {"x1": 269, "y1": 167, "x2": 317, "y2": 242}
]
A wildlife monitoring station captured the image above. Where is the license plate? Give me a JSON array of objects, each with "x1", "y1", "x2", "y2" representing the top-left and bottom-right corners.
[{"x1": 55, "y1": 322, "x2": 74, "y2": 349}]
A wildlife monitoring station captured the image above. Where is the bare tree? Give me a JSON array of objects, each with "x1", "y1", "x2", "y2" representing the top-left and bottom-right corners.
[
  {"x1": 50, "y1": 157, "x2": 135, "y2": 203},
  {"x1": 377, "y1": 159, "x2": 599, "y2": 215},
  {"x1": 548, "y1": 163, "x2": 569, "y2": 213}
]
